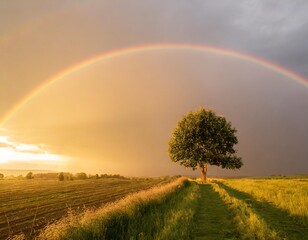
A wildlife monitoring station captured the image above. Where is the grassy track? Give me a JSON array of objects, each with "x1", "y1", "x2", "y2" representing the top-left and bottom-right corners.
[
  {"x1": 0, "y1": 177, "x2": 170, "y2": 239},
  {"x1": 212, "y1": 182, "x2": 278, "y2": 240},
  {"x1": 193, "y1": 184, "x2": 239, "y2": 240},
  {"x1": 216, "y1": 181, "x2": 308, "y2": 240},
  {"x1": 37, "y1": 178, "x2": 198, "y2": 240},
  {"x1": 193, "y1": 179, "x2": 308, "y2": 240},
  {"x1": 220, "y1": 179, "x2": 308, "y2": 226}
]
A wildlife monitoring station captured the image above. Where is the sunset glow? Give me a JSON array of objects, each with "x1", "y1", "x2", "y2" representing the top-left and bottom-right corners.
[
  {"x1": 1, "y1": 2, "x2": 307, "y2": 239},
  {"x1": 0, "y1": 1, "x2": 307, "y2": 176},
  {"x1": 0, "y1": 134, "x2": 67, "y2": 166}
]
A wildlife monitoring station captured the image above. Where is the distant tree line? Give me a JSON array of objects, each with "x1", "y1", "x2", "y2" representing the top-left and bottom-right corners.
[
  {"x1": 0, "y1": 172, "x2": 179, "y2": 181},
  {"x1": 59, "y1": 172, "x2": 126, "y2": 181},
  {"x1": 0, "y1": 171, "x2": 127, "y2": 180}
]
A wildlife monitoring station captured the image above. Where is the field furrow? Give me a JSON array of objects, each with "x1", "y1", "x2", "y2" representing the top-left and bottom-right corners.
[{"x1": 0, "y1": 177, "x2": 169, "y2": 239}]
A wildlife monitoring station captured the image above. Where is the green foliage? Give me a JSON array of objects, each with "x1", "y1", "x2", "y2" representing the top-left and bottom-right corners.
[
  {"x1": 0, "y1": 173, "x2": 4, "y2": 179},
  {"x1": 25, "y1": 172, "x2": 33, "y2": 179},
  {"x1": 58, "y1": 172, "x2": 65, "y2": 181},
  {"x1": 168, "y1": 108, "x2": 242, "y2": 177}
]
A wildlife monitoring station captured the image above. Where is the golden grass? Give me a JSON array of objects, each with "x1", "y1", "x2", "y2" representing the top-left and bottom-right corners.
[
  {"x1": 36, "y1": 177, "x2": 187, "y2": 240},
  {"x1": 212, "y1": 182, "x2": 279, "y2": 240},
  {"x1": 155, "y1": 182, "x2": 200, "y2": 239},
  {"x1": 221, "y1": 179, "x2": 308, "y2": 225},
  {"x1": 1, "y1": 177, "x2": 168, "y2": 239}
]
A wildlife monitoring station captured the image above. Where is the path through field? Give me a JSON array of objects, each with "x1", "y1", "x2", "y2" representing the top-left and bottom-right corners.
[
  {"x1": 193, "y1": 183, "x2": 239, "y2": 240},
  {"x1": 216, "y1": 181, "x2": 308, "y2": 240},
  {"x1": 193, "y1": 181, "x2": 308, "y2": 240}
]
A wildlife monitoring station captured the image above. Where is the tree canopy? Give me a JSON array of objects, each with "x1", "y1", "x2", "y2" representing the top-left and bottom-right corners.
[{"x1": 168, "y1": 108, "x2": 243, "y2": 180}]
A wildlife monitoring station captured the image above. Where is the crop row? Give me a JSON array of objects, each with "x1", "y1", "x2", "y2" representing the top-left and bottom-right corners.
[{"x1": 0, "y1": 177, "x2": 169, "y2": 239}]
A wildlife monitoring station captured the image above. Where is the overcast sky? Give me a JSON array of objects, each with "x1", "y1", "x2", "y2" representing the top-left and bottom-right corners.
[{"x1": 0, "y1": 0, "x2": 307, "y2": 176}]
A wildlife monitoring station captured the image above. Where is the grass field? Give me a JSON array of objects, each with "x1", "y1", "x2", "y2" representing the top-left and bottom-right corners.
[
  {"x1": 0, "y1": 177, "x2": 171, "y2": 239},
  {"x1": 37, "y1": 177, "x2": 197, "y2": 240},
  {"x1": 220, "y1": 178, "x2": 308, "y2": 227},
  {"x1": 212, "y1": 178, "x2": 308, "y2": 239},
  {"x1": 5, "y1": 176, "x2": 308, "y2": 240}
]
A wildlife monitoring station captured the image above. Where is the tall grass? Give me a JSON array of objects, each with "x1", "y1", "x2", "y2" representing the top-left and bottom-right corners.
[
  {"x1": 1, "y1": 177, "x2": 169, "y2": 239},
  {"x1": 37, "y1": 177, "x2": 199, "y2": 240},
  {"x1": 221, "y1": 179, "x2": 308, "y2": 226},
  {"x1": 212, "y1": 182, "x2": 279, "y2": 240}
]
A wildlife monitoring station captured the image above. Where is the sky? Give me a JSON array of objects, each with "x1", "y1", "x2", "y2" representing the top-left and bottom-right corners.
[{"x1": 0, "y1": 0, "x2": 307, "y2": 177}]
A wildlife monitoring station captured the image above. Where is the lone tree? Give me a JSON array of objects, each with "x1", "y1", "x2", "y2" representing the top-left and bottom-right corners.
[{"x1": 168, "y1": 108, "x2": 243, "y2": 181}]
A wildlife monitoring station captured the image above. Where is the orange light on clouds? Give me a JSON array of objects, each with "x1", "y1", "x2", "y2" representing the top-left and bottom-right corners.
[{"x1": 0, "y1": 134, "x2": 67, "y2": 166}]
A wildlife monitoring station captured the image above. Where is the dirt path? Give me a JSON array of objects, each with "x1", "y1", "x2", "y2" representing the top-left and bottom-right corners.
[{"x1": 193, "y1": 184, "x2": 239, "y2": 240}]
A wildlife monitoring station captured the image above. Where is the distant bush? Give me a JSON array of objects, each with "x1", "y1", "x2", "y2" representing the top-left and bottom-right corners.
[
  {"x1": 0, "y1": 173, "x2": 4, "y2": 179},
  {"x1": 17, "y1": 175, "x2": 23, "y2": 180},
  {"x1": 34, "y1": 173, "x2": 59, "y2": 179},
  {"x1": 99, "y1": 173, "x2": 126, "y2": 179},
  {"x1": 25, "y1": 172, "x2": 33, "y2": 179},
  {"x1": 75, "y1": 172, "x2": 88, "y2": 180},
  {"x1": 68, "y1": 173, "x2": 74, "y2": 181},
  {"x1": 58, "y1": 172, "x2": 65, "y2": 181},
  {"x1": 89, "y1": 174, "x2": 103, "y2": 179}
]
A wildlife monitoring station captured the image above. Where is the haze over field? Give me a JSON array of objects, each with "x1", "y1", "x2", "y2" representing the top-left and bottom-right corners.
[{"x1": 0, "y1": 1, "x2": 307, "y2": 176}]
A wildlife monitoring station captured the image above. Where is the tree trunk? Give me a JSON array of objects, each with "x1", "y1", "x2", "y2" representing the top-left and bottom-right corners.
[{"x1": 200, "y1": 163, "x2": 208, "y2": 182}]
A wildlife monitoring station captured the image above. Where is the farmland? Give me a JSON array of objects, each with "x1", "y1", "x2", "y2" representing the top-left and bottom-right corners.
[
  {"x1": 37, "y1": 176, "x2": 308, "y2": 240},
  {"x1": 3, "y1": 176, "x2": 308, "y2": 240},
  {"x1": 0, "y1": 177, "x2": 171, "y2": 239}
]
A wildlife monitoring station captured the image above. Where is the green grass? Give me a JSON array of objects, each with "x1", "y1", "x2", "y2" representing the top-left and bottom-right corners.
[
  {"x1": 193, "y1": 184, "x2": 239, "y2": 240},
  {"x1": 215, "y1": 180, "x2": 308, "y2": 240},
  {"x1": 212, "y1": 182, "x2": 279, "y2": 240},
  {"x1": 221, "y1": 178, "x2": 308, "y2": 227},
  {"x1": 7, "y1": 176, "x2": 308, "y2": 240},
  {"x1": 37, "y1": 178, "x2": 199, "y2": 240},
  {"x1": 0, "y1": 177, "x2": 171, "y2": 239}
]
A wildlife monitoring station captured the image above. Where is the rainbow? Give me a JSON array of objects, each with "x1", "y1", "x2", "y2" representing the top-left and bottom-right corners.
[{"x1": 1, "y1": 43, "x2": 307, "y2": 127}]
